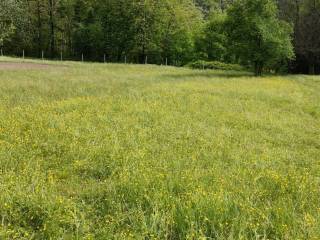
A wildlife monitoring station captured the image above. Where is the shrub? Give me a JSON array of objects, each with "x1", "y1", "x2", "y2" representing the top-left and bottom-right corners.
[{"x1": 186, "y1": 60, "x2": 245, "y2": 71}]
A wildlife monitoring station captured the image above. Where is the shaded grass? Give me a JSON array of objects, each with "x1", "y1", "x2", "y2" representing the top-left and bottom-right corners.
[{"x1": 0, "y1": 57, "x2": 319, "y2": 239}]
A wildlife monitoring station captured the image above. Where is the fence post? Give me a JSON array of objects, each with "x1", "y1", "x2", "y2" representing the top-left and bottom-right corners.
[
  {"x1": 23, "y1": 50, "x2": 25, "y2": 59},
  {"x1": 60, "y1": 51, "x2": 63, "y2": 61},
  {"x1": 42, "y1": 50, "x2": 44, "y2": 61},
  {"x1": 81, "y1": 53, "x2": 84, "y2": 62},
  {"x1": 145, "y1": 56, "x2": 148, "y2": 64},
  {"x1": 165, "y1": 58, "x2": 168, "y2": 66},
  {"x1": 1, "y1": 48, "x2": 3, "y2": 56}
]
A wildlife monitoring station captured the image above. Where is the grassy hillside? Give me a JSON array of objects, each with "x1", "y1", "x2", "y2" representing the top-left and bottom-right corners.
[{"x1": 0, "y1": 57, "x2": 319, "y2": 239}]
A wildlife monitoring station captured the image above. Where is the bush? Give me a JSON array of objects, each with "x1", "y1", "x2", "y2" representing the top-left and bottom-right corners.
[{"x1": 186, "y1": 60, "x2": 245, "y2": 71}]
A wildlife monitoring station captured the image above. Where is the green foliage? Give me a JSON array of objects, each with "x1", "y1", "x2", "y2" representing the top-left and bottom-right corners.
[
  {"x1": 224, "y1": 0, "x2": 294, "y2": 76},
  {"x1": 0, "y1": 0, "x2": 25, "y2": 46},
  {"x1": 1, "y1": 0, "x2": 202, "y2": 64},
  {"x1": 186, "y1": 60, "x2": 245, "y2": 71},
  {"x1": 194, "y1": 0, "x2": 234, "y2": 14},
  {"x1": 1, "y1": 0, "x2": 319, "y2": 74},
  {"x1": 195, "y1": 13, "x2": 228, "y2": 61},
  {"x1": 0, "y1": 57, "x2": 319, "y2": 238},
  {"x1": 159, "y1": 0, "x2": 203, "y2": 65}
]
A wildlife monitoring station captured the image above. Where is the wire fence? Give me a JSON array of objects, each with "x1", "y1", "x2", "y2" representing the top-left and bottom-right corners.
[{"x1": 0, "y1": 48, "x2": 184, "y2": 67}]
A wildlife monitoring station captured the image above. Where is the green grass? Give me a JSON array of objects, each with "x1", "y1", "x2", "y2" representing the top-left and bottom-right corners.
[{"x1": 0, "y1": 57, "x2": 319, "y2": 239}]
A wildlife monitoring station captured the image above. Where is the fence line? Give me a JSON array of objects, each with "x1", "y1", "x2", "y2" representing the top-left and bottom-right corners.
[{"x1": 0, "y1": 49, "x2": 180, "y2": 67}]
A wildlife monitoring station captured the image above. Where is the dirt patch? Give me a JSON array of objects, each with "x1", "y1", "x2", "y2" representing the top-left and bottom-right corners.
[{"x1": 0, "y1": 62, "x2": 65, "y2": 70}]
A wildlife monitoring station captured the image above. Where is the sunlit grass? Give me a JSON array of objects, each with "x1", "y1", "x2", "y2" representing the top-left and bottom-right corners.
[{"x1": 0, "y1": 57, "x2": 319, "y2": 239}]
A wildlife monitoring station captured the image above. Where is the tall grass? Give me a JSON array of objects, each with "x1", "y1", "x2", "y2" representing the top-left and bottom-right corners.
[{"x1": 0, "y1": 57, "x2": 319, "y2": 239}]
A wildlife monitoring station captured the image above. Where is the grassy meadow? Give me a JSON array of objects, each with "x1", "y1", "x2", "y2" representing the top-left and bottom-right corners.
[{"x1": 0, "y1": 57, "x2": 319, "y2": 239}]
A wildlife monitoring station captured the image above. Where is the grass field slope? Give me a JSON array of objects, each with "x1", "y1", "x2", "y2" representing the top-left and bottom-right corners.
[{"x1": 0, "y1": 57, "x2": 319, "y2": 239}]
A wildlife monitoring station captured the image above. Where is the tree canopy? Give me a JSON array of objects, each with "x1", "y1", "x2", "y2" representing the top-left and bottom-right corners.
[
  {"x1": 0, "y1": 0, "x2": 25, "y2": 46},
  {"x1": 225, "y1": 0, "x2": 294, "y2": 75},
  {"x1": 1, "y1": 0, "x2": 319, "y2": 74}
]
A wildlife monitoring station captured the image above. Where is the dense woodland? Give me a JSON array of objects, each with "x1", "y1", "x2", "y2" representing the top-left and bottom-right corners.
[{"x1": 0, "y1": 0, "x2": 319, "y2": 74}]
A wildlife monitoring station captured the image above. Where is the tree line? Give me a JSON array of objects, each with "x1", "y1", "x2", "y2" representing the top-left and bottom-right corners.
[{"x1": 0, "y1": 0, "x2": 319, "y2": 75}]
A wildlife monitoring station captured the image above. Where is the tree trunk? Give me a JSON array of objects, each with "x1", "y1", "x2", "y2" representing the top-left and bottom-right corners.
[
  {"x1": 36, "y1": 0, "x2": 42, "y2": 57},
  {"x1": 220, "y1": 0, "x2": 224, "y2": 12},
  {"x1": 48, "y1": 0, "x2": 55, "y2": 58},
  {"x1": 139, "y1": 44, "x2": 146, "y2": 64},
  {"x1": 309, "y1": 63, "x2": 315, "y2": 75},
  {"x1": 254, "y1": 61, "x2": 263, "y2": 76}
]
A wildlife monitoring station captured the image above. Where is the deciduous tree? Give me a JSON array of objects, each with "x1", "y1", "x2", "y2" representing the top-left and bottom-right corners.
[{"x1": 225, "y1": 0, "x2": 294, "y2": 75}]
